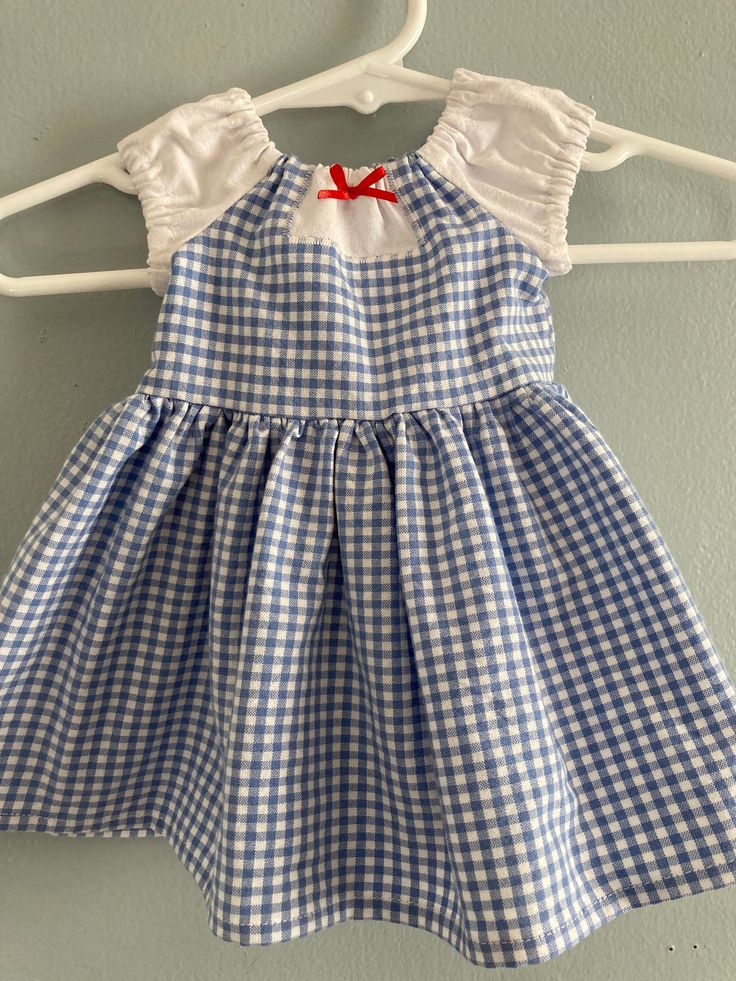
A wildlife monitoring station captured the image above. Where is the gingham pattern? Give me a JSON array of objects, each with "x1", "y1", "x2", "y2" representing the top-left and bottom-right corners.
[
  {"x1": 134, "y1": 153, "x2": 555, "y2": 419},
  {"x1": 1, "y1": 150, "x2": 736, "y2": 969}
]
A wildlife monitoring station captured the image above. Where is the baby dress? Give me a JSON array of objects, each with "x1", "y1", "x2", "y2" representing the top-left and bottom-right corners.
[{"x1": 1, "y1": 67, "x2": 736, "y2": 969}]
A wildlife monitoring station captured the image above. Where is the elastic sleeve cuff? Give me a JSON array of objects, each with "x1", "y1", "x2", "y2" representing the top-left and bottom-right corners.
[
  {"x1": 542, "y1": 95, "x2": 597, "y2": 276},
  {"x1": 117, "y1": 124, "x2": 175, "y2": 297}
]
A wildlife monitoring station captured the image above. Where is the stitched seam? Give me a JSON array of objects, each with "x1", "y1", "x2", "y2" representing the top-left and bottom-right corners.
[
  {"x1": 416, "y1": 147, "x2": 551, "y2": 282},
  {"x1": 385, "y1": 158, "x2": 429, "y2": 249},
  {"x1": 131, "y1": 377, "x2": 556, "y2": 424},
  {"x1": 166, "y1": 154, "x2": 286, "y2": 265},
  {"x1": 281, "y1": 234, "x2": 426, "y2": 262}
]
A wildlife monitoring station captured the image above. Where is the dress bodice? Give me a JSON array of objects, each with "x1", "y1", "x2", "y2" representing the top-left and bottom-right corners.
[{"x1": 116, "y1": 67, "x2": 596, "y2": 419}]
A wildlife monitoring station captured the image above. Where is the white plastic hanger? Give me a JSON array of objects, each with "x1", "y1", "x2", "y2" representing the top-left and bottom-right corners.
[{"x1": 1, "y1": 0, "x2": 735, "y2": 297}]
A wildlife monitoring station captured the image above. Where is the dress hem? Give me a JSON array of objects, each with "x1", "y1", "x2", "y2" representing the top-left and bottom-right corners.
[{"x1": 2, "y1": 811, "x2": 735, "y2": 969}]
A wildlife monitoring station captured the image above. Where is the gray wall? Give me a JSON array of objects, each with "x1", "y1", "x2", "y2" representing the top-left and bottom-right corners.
[{"x1": 1, "y1": 1, "x2": 735, "y2": 978}]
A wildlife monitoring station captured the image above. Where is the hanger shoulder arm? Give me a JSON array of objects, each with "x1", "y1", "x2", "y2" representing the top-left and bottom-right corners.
[
  {"x1": 0, "y1": 266, "x2": 150, "y2": 298},
  {"x1": 0, "y1": 152, "x2": 150, "y2": 297},
  {"x1": 569, "y1": 241, "x2": 736, "y2": 266},
  {"x1": 0, "y1": 152, "x2": 134, "y2": 220},
  {"x1": 582, "y1": 117, "x2": 736, "y2": 180},
  {"x1": 568, "y1": 117, "x2": 736, "y2": 266}
]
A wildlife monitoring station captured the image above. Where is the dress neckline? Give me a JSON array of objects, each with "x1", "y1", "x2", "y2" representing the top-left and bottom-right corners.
[{"x1": 227, "y1": 66, "x2": 474, "y2": 177}]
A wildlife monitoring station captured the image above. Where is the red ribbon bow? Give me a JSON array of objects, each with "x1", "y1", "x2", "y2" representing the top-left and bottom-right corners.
[{"x1": 317, "y1": 163, "x2": 398, "y2": 202}]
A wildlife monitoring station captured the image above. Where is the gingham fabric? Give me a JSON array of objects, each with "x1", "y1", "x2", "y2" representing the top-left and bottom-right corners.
[
  {"x1": 134, "y1": 152, "x2": 557, "y2": 419},
  {"x1": 2, "y1": 85, "x2": 736, "y2": 971}
]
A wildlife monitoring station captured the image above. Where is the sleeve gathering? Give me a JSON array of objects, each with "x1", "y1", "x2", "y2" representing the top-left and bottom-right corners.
[
  {"x1": 116, "y1": 89, "x2": 281, "y2": 296},
  {"x1": 421, "y1": 69, "x2": 597, "y2": 277}
]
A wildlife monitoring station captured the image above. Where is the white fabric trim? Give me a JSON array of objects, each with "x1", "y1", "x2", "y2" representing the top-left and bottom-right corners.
[
  {"x1": 117, "y1": 89, "x2": 281, "y2": 296},
  {"x1": 420, "y1": 69, "x2": 596, "y2": 277},
  {"x1": 289, "y1": 165, "x2": 420, "y2": 259}
]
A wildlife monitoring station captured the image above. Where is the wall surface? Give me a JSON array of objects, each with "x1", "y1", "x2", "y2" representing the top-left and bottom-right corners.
[{"x1": 1, "y1": 1, "x2": 735, "y2": 978}]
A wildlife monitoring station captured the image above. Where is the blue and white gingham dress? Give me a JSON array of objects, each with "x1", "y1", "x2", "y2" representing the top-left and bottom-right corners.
[{"x1": 1, "y1": 76, "x2": 736, "y2": 969}]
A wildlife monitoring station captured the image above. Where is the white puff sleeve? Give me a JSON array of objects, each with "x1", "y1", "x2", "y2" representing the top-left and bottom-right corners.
[
  {"x1": 421, "y1": 69, "x2": 596, "y2": 277},
  {"x1": 117, "y1": 89, "x2": 281, "y2": 296}
]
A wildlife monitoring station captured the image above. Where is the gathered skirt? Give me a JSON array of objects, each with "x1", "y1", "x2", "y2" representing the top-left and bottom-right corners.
[{"x1": 1, "y1": 379, "x2": 735, "y2": 968}]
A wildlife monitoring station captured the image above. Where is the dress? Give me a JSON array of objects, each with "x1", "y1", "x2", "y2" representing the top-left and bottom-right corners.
[{"x1": 1, "y1": 67, "x2": 735, "y2": 969}]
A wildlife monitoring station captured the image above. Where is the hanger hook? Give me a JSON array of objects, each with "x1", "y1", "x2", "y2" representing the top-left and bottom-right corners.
[{"x1": 375, "y1": 0, "x2": 428, "y2": 66}]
